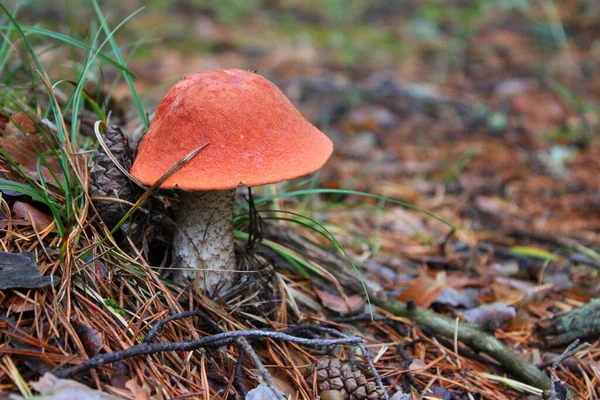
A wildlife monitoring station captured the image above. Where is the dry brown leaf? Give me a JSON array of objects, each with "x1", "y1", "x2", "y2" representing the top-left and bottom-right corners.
[
  {"x1": 1, "y1": 113, "x2": 64, "y2": 185},
  {"x1": 7, "y1": 297, "x2": 36, "y2": 313},
  {"x1": 12, "y1": 201, "x2": 54, "y2": 230},
  {"x1": 396, "y1": 272, "x2": 446, "y2": 308},
  {"x1": 315, "y1": 288, "x2": 364, "y2": 315},
  {"x1": 474, "y1": 196, "x2": 524, "y2": 219},
  {"x1": 71, "y1": 315, "x2": 103, "y2": 356},
  {"x1": 125, "y1": 379, "x2": 152, "y2": 400},
  {"x1": 271, "y1": 375, "x2": 297, "y2": 398}
]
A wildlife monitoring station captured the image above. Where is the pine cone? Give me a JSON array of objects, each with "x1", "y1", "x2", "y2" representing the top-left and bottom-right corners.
[
  {"x1": 311, "y1": 358, "x2": 385, "y2": 400},
  {"x1": 89, "y1": 124, "x2": 139, "y2": 228}
]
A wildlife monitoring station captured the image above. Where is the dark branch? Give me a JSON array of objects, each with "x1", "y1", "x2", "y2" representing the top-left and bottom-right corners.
[{"x1": 54, "y1": 330, "x2": 361, "y2": 378}]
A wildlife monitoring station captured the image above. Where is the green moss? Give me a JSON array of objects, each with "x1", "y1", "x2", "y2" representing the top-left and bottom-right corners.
[{"x1": 104, "y1": 298, "x2": 127, "y2": 317}]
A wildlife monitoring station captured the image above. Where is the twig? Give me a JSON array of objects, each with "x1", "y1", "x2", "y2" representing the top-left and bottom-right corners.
[
  {"x1": 548, "y1": 339, "x2": 588, "y2": 400},
  {"x1": 418, "y1": 325, "x2": 502, "y2": 367},
  {"x1": 396, "y1": 343, "x2": 422, "y2": 392},
  {"x1": 235, "y1": 346, "x2": 248, "y2": 396},
  {"x1": 144, "y1": 310, "x2": 222, "y2": 343},
  {"x1": 237, "y1": 337, "x2": 286, "y2": 400},
  {"x1": 330, "y1": 314, "x2": 389, "y2": 324},
  {"x1": 54, "y1": 330, "x2": 362, "y2": 378},
  {"x1": 439, "y1": 228, "x2": 456, "y2": 257}
]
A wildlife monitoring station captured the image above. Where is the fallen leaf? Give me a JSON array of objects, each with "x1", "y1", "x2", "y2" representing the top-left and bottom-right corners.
[
  {"x1": 389, "y1": 391, "x2": 412, "y2": 400},
  {"x1": 474, "y1": 196, "x2": 524, "y2": 219},
  {"x1": 28, "y1": 373, "x2": 121, "y2": 399},
  {"x1": 1, "y1": 113, "x2": 64, "y2": 186},
  {"x1": 378, "y1": 182, "x2": 421, "y2": 204},
  {"x1": 428, "y1": 385, "x2": 453, "y2": 400},
  {"x1": 379, "y1": 207, "x2": 427, "y2": 235},
  {"x1": 494, "y1": 78, "x2": 536, "y2": 98},
  {"x1": 0, "y1": 251, "x2": 52, "y2": 289},
  {"x1": 315, "y1": 289, "x2": 364, "y2": 315},
  {"x1": 71, "y1": 315, "x2": 103, "y2": 356},
  {"x1": 462, "y1": 303, "x2": 516, "y2": 331},
  {"x1": 245, "y1": 384, "x2": 281, "y2": 400},
  {"x1": 434, "y1": 287, "x2": 480, "y2": 309},
  {"x1": 408, "y1": 358, "x2": 427, "y2": 371},
  {"x1": 7, "y1": 297, "x2": 36, "y2": 313},
  {"x1": 125, "y1": 379, "x2": 152, "y2": 400},
  {"x1": 340, "y1": 131, "x2": 379, "y2": 160},
  {"x1": 12, "y1": 201, "x2": 54, "y2": 230},
  {"x1": 396, "y1": 272, "x2": 446, "y2": 308},
  {"x1": 110, "y1": 374, "x2": 130, "y2": 391},
  {"x1": 339, "y1": 104, "x2": 397, "y2": 133}
]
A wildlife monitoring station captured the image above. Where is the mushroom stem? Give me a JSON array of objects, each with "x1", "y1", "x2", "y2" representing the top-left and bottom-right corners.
[{"x1": 172, "y1": 189, "x2": 236, "y2": 293}]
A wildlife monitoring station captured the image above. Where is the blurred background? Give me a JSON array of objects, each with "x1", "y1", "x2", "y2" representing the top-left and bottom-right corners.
[{"x1": 2, "y1": 0, "x2": 599, "y2": 260}]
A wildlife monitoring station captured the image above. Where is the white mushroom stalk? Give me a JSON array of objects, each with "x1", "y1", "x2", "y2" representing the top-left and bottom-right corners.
[{"x1": 172, "y1": 190, "x2": 236, "y2": 292}]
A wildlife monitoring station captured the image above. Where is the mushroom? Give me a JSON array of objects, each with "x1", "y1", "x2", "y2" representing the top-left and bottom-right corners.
[{"x1": 130, "y1": 69, "x2": 333, "y2": 293}]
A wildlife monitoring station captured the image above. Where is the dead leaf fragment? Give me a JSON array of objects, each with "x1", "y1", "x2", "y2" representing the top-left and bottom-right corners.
[
  {"x1": 125, "y1": 380, "x2": 152, "y2": 400},
  {"x1": 389, "y1": 391, "x2": 412, "y2": 400},
  {"x1": 245, "y1": 384, "x2": 281, "y2": 400},
  {"x1": 1, "y1": 113, "x2": 64, "y2": 185},
  {"x1": 408, "y1": 358, "x2": 427, "y2": 371},
  {"x1": 12, "y1": 201, "x2": 54, "y2": 230},
  {"x1": 0, "y1": 251, "x2": 52, "y2": 289},
  {"x1": 71, "y1": 315, "x2": 103, "y2": 356},
  {"x1": 396, "y1": 272, "x2": 446, "y2": 308},
  {"x1": 434, "y1": 287, "x2": 480, "y2": 309},
  {"x1": 462, "y1": 303, "x2": 516, "y2": 331},
  {"x1": 28, "y1": 373, "x2": 121, "y2": 399},
  {"x1": 315, "y1": 289, "x2": 364, "y2": 315}
]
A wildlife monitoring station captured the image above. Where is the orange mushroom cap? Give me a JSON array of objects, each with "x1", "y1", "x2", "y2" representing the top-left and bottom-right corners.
[{"x1": 130, "y1": 69, "x2": 333, "y2": 191}]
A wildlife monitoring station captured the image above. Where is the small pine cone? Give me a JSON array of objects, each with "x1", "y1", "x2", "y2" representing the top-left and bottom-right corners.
[
  {"x1": 311, "y1": 358, "x2": 385, "y2": 400},
  {"x1": 89, "y1": 124, "x2": 139, "y2": 228}
]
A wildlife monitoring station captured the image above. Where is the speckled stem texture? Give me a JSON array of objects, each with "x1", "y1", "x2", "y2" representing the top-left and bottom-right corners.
[{"x1": 172, "y1": 190, "x2": 236, "y2": 293}]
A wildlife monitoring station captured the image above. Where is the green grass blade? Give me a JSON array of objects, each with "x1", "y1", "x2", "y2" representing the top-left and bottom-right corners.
[
  {"x1": 237, "y1": 188, "x2": 459, "y2": 231},
  {"x1": 0, "y1": 25, "x2": 137, "y2": 76},
  {"x1": 67, "y1": 6, "x2": 143, "y2": 142},
  {"x1": 91, "y1": 1, "x2": 148, "y2": 130},
  {"x1": 0, "y1": 3, "x2": 18, "y2": 75},
  {"x1": 234, "y1": 230, "x2": 310, "y2": 278},
  {"x1": 0, "y1": 4, "x2": 39, "y2": 108},
  {"x1": 235, "y1": 209, "x2": 371, "y2": 301}
]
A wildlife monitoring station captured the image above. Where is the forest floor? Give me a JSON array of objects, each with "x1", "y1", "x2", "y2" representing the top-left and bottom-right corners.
[{"x1": 0, "y1": 1, "x2": 599, "y2": 399}]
